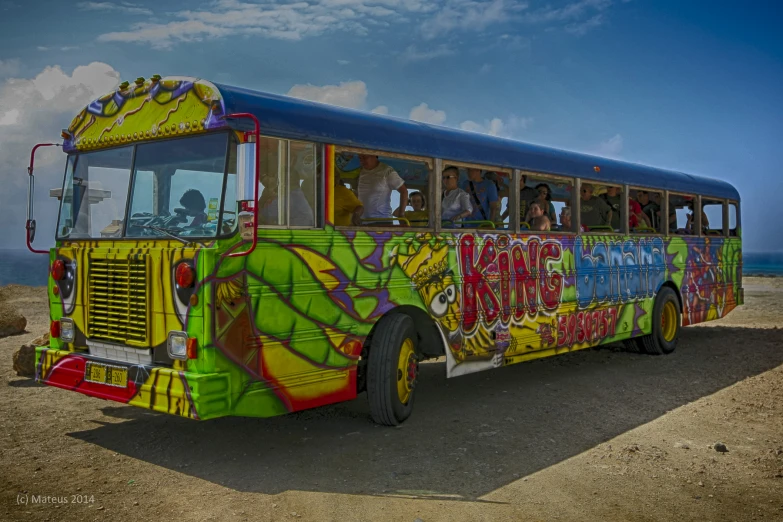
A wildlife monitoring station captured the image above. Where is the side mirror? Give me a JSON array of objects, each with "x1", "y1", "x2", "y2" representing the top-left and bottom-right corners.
[{"x1": 236, "y1": 140, "x2": 256, "y2": 202}]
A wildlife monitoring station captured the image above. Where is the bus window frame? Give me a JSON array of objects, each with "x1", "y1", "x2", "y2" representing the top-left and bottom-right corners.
[
  {"x1": 698, "y1": 195, "x2": 727, "y2": 238},
  {"x1": 517, "y1": 170, "x2": 576, "y2": 235},
  {"x1": 333, "y1": 146, "x2": 435, "y2": 233},
  {"x1": 577, "y1": 178, "x2": 624, "y2": 235},
  {"x1": 436, "y1": 160, "x2": 512, "y2": 234},
  {"x1": 728, "y1": 199, "x2": 741, "y2": 237},
  {"x1": 667, "y1": 190, "x2": 698, "y2": 237},
  {"x1": 628, "y1": 185, "x2": 664, "y2": 236}
]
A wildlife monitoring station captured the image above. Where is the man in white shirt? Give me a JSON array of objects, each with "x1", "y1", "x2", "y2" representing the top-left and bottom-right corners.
[{"x1": 356, "y1": 155, "x2": 408, "y2": 220}]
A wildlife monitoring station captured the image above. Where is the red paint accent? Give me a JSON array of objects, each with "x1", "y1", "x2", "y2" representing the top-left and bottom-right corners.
[
  {"x1": 42, "y1": 354, "x2": 138, "y2": 403},
  {"x1": 186, "y1": 337, "x2": 198, "y2": 359},
  {"x1": 51, "y1": 259, "x2": 66, "y2": 281},
  {"x1": 50, "y1": 320, "x2": 61, "y2": 339},
  {"x1": 176, "y1": 262, "x2": 195, "y2": 287}
]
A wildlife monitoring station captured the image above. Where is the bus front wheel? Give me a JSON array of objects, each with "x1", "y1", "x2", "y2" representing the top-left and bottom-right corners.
[
  {"x1": 637, "y1": 286, "x2": 681, "y2": 355},
  {"x1": 366, "y1": 314, "x2": 419, "y2": 426}
]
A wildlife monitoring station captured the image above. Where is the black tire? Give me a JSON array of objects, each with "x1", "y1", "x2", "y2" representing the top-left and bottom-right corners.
[
  {"x1": 638, "y1": 286, "x2": 681, "y2": 355},
  {"x1": 366, "y1": 314, "x2": 419, "y2": 426},
  {"x1": 623, "y1": 339, "x2": 642, "y2": 353}
]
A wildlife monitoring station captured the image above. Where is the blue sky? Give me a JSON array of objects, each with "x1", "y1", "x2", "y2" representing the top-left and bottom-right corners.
[{"x1": 0, "y1": 0, "x2": 781, "y2": 251}]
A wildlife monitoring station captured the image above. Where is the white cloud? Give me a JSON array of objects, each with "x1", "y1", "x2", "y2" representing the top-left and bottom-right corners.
[
  {"x1": 91, "y1": 0, "x2": 532, "y2": 48},
  {"x1": 523, "y1": 0, "x2": 611, "y2": 23},
  {"x1": 0, "y1": 108, "x2": 19, "y2": 126},
  {"x1": 427, "y1": 0, "x2": 526, "y2": 39},
  {"x1": 565, "y1": 13, "x2": 605, "y2": 35},
  {"x1": 399, "y1": 44, "x2": 454, "y2": 63},
  {"x1": 337, "y1": 59, "x2": 350, "y2": 65},
  {"x1": 409, "y1": 103, "x2": 447, "y2": 125},
  {"x1": 287, "y1": 80, "x2": 367, "y2": 109},
  {"x1": 371, "y1": 105, "x2": 389, "y2": 115},
  {"x1": 459, "y1": 115, "x2": 533, "y2": 137},
  {"x1": 0, "y1": 58, "x2": 20, "y2": 78},
  {"x1": 77, "y1": 1, "x2": 153, "y2": 15},
  {"x1": 0, "y1": 62, "x2": 121, "y2": 247},
  {"x1": 597, "y1": 134, "x2": 623, "y2": 157},
  {"x1": 479, "y1": 63, "x2": 493, "y2": 74}
]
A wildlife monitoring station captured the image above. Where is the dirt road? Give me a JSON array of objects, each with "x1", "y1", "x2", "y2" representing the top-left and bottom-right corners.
[{"x1": 1, "y1": 278, "x2": 782, "y2": 521}]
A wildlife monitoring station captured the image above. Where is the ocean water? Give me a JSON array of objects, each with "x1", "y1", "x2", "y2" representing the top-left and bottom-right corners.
[{"x1": 1, "y1": 248, "x2": 782, "y2": 287}]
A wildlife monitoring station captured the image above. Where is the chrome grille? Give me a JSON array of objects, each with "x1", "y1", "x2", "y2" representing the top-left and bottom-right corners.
[{"x1": 88, "y1": 256, "x2": 148, "y2": 345}]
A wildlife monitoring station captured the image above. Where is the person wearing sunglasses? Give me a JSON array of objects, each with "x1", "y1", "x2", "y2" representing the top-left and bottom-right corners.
[
  {"x1": 441, "y1": 166, "x2": 472, "y2": 226},
  {"x1": 580, "y1": 183, "x2": 612, "y2": 229},
  {"x1": 525, "y1": 183, "x2": 556, "y2": 223}
]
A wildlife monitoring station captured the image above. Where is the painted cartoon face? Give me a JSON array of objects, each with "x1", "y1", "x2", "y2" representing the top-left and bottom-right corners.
[{"x1": 419, "y1": 273, "x2": 460, "y2": 333}]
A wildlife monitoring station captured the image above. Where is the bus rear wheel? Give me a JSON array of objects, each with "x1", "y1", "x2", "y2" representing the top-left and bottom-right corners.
[
  {"x1": 636, "y1": 286, "x2": 680, "y2": 355},
  {"x1": 366, "y1": 314, "x2": 419, "y2": 426}
]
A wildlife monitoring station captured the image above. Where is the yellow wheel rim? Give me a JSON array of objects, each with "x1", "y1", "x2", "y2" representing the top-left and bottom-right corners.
[
  {"x1": 396, "y1": 338, "x2": 416, "y2": 405},
  {"x1": 661, "y1": 301, "x2": 678, "y2": 342}
]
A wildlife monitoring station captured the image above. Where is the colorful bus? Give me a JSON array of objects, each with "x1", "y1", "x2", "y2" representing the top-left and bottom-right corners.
[{"x1": 27, "y1": 76, "x2": 743, "y2": 425}]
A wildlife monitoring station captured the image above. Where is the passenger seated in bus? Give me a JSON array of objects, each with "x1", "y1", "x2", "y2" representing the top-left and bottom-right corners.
[
  {"x1": 258, "y1": 169, "x2": 314, "y2": 226},
  {"x1": 602, "y1": 186, "x2": 651, "y2": 230},
  {"x1": 685, "y1": 201, "x2": 709, "y2": 234},
  {"x1": 528, "y1": 202, "x2": 551, "y2": 231},
  {"x1": 356, "y1": 154, "x2": 408, "y2": 221},
  {"x1": 484, "y1": 171, "x2": 508, "y2": 222},
  {"x1": 334, "y1": 175, "x2": 364, "y2": 226},
  {"x1": 501, "y1": 174, "x2": 537, "y2": 222},
  {"x1": 441, "y1": 166, "x2": 472, "y2": 226},
  {"x1": 179, "y1": 189, "x2": 208, "y2": 227},
  {"x1": 560, "y1": 206, "x2": 588, "y2": 232},
  {"x1": 580, "y1": 183, "x2": 612, "y2": 229},
  {"x1": 394, "y1": 191, "x2": 428, "y2": 226},
  {"x1": 526, "y1": 183, "x2": 556, "y2": 222},
  {"x1": 461, "y1": 168, "x2": 499, "y2": 223}
]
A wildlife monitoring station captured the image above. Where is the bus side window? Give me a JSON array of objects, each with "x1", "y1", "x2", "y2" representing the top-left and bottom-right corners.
[
  {"x1": 728, "y1": 202, "x2": 740, "y2": 237},
  {"x1": 702, "y1": 199, "x2": 724, "y2": 236},
  {"x1": 256, "y1": 138, "x2": 321, "y2": 228},
  {"x1": 518, "y1": 173, "x2": 573, "y2": 233}
]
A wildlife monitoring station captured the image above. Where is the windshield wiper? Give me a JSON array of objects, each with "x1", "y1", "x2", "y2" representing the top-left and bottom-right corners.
[{"x1": 136, "y1": 224, "x2": 207, "y2": 247}]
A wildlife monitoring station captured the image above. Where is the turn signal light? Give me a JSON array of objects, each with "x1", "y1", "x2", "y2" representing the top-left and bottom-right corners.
[
  {"x1": 186, "y1": 338, "x2": 198, "y2": 359},
  {"x1": 50, "y1": 320, "x2": 61, "y2": 339},
  {"x1": 176, "y1": 262, "x2": 195, "y2": 288},
  {"x1": 51, "y1": 259, "x2": 66, "y2": 281}
]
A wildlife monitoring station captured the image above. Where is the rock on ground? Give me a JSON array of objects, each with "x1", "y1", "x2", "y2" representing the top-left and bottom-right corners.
[
  {"x1": 12, "y1": 333, "x2": 48, "y2": 377},
  {"x1": 0, "y1": 301, "x2": 27, "y2": 338}
]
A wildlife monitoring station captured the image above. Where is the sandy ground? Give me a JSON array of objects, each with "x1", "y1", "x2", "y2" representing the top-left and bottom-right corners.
[{"x1": 0, "y1": 278, "x2": 781, "y2": 522}]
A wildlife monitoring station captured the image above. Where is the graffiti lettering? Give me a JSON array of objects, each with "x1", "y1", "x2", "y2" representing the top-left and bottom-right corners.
[
  {"x1": 459, "y1": 234, "x2": 563, "y2": 332},
  {"x1": 557, "y1": 307, "x2": 618, "y2": 347},
  {"x1": 576, "y1": 237, "x2": 665, "y2": 308}
]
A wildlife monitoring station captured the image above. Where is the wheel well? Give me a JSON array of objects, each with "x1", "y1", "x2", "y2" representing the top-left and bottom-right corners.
[
  {"x1": 660, "y1": 281, "x2": 683, "y2": 311},
  {"x1": 356, "y1": 306, "x2": 446, "y2": 394}
]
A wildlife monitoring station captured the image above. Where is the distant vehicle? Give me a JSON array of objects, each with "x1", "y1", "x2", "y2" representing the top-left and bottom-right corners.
[{"x1": 26, "y1": 75, "x2": 742, "y2": 425}]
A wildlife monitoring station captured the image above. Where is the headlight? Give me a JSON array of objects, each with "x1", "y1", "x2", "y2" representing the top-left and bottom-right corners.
[
  {"x1": 60, "y1": 318, "x2": 75, "y2": 342},
  {"x1": 167, "y1": 331, "x2": 188, "y2": 360}
]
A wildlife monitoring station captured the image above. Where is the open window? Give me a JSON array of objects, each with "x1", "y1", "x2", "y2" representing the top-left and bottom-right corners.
[
  {"x1": 256, "y1": 137, "x2": 321, "y2": 228},
  {"x1": 728, "y1": 201, "x2": 740, "y2": 237},
  {"x1": 437, "y1": 164, "x2": 510, "y2": 230},
  {"x1": 668, "y1": 193, "x2": 697, "y2": 235},
  {"x1": 630, "y1": 188, "x2": 666, "y2": 234},
  {"x1": 335, "y1": 149, "x2": 432, "y2": 228},
  {"x1": 578, "y1": 181, "x2": 614, "y2": 233},
  {"x1": 517, "y1": 172, "x2": 573, "y2": 233},
  {"x1": 702, "y1": 198, "x2": 725, "y2": 237}
]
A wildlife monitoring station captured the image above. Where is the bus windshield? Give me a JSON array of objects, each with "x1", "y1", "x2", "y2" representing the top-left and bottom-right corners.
[{"x1": 56, "y1": 133, "x2": 235, "y2": 241}]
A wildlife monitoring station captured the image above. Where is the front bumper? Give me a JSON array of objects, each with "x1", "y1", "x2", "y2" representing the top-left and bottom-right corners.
[{"x1": 35, "y1": 348, "x2": 230, "y2": 420}]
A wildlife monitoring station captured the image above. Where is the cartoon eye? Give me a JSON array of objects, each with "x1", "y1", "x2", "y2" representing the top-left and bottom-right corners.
[
  {"x1": 444, "y1": 284, "x2": 456, "y2": 304},
  {"x1": 429, "y1": 292, "x2": 449, "y2": 317}
]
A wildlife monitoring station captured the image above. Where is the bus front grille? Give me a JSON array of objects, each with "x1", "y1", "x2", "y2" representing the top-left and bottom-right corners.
[{"x1": 88, "y1": 256, "x2": 149, "y2": 345}]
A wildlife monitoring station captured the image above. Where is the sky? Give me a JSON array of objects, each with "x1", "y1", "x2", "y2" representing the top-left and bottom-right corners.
[{"x1": 0, "y1": 0, "x2": 781, "y2": 251}]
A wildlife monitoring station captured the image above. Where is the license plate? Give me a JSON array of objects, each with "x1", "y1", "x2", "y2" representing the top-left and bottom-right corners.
[{"x1": 85, "y1": 362, "x2": 128, "y2": 388}]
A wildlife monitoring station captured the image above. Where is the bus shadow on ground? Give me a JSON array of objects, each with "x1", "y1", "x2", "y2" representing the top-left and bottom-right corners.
[{"x1": 69, "y1": 326, "x2": 783, "y2": 500}]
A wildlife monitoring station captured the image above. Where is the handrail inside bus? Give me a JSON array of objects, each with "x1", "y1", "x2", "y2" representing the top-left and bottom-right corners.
[
  {"x1": 586, "y1": 225, "x2": 614, "y2": 232},
  {"x1": 361, "y1": 217, "x2": 411, "y2": 227},
  {"x1": 26, "y1": 142, "x2": 61, "y2": 255},
  {"x1": 224, "y1": 113, "x2": 260, "y2": 258},
  {"x1": 459, "y1": 220, "x2": 496, "y2": 229}
]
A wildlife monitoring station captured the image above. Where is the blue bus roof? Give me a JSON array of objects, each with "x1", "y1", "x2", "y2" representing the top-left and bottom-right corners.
[{"x1": 216, "y1": 82, "x2": 740, "y2": 201}]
